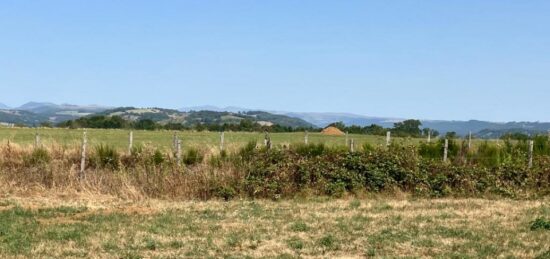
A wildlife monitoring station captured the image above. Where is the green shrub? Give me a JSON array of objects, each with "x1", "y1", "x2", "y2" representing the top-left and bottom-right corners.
[
  {"x1": 530, "y1": 218, "x2": 550, "y2": 231},
  {"x1": 294, "y1": 143, "x2": 326, "y2": 157},
  {"x1": 362, "y1": 143, "x2": 375, "y2": 152},
  {"x1": 318, "y1": 234, "x2": 338, "y2": 250},
  {"x1": 151, "y1": 149, "x2": 164, "y2": 166},
  {"x1": 290, "y1": 221, "x2": 310, "y2": 232},
  {"x1": 94, "y1": 145, "x2": 119, "y2": 169},
  {"x1": 215, "y1": 186, "x2": 236, "y2": 201},
  {"x1": 183, "y1": 148, "x2": 204, "y2": 166},
  {"x1": 325, "y1": 181, "x2": 346, "y2": 197}
]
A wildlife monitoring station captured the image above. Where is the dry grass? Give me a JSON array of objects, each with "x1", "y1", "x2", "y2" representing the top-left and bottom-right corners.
[{"x1": 0, "y1": 193, "x2": 548, "y2": 258}]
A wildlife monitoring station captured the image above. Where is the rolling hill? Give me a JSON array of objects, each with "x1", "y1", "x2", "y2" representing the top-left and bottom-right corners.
[
  {"x1": 100, "y1": 107, "x2": 314, "y2": 128},
  {"x1": 2, "y1": 102, "x2": 550, "y2": 138}
]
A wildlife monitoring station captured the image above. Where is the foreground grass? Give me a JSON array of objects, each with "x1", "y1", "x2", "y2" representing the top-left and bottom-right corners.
[{"x1": 0, "y1": 196, "x2": 548, "y2": 258}]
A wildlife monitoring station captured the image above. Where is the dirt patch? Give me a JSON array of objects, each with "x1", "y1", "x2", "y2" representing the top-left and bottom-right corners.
[{"x1": 321, "y1": 126, "x2": 345, "y2": 136}]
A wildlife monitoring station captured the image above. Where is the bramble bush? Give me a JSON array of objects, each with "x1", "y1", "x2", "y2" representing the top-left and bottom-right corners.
[{"x1": 1, "y1": 138, "x2": 549, "y2": 199}]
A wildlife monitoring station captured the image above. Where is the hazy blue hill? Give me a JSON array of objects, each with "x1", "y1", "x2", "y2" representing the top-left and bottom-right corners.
[
  {"x1": 284, "y1": 112, "x2": 401, "y2": 128},
  {"x1": 0, "y1": 110, "x2": 47, "y2": 125},
  {"x1": 0, "y1": 103, "x2": 10, "y2": 109}
]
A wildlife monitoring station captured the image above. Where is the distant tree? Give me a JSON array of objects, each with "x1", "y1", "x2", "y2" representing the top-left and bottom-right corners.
[
  {"x1": 422, "y1": 128, "x2": 439, "y2": 138},
  {"x1": 364, "y1": 124, "x2": 386, "y2": 136},
  {"x1": 445, "y1": 131, "x2": 457, "y2": 139},
  {"x1": 134, "y1": 119, "x2": 157, "y2": 130},
  {"x1": 393, "y1": 119, "x2": 422, "y2": 137},
  {"x1": 327, "y1": 122, "x2": 346, "y2": 131}
]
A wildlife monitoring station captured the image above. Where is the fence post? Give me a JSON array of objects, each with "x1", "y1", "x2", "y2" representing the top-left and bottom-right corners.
[
  {"x1": 427, "y1": 130, "x2": 431, "y2": 143},
  {"x1": 386, "y1": 131, "x2": 391, "y2": 147},
  {"x1": 468, "y1": 131, "x2": 472, "y2": 150},
  {"x1": 176, "y1": 138, "x2": 182, "y2": 165},
  {"x1": 304, "y1": 131, "x2": 309, "y2": 145},
  {"x1": 528, "y1": 140, "x2": 534, "y2": 169},
  {"x1": 220, "y1": 131, "x2": 225, "y2": 151},
  {"x1": 128, "y1": 131, "x2": 133, "y2": 154},
  {"x1": 264, "y1": 131, "x2": 271, "y2": 149},
  {"x1": 443, "y1": 139, "x2": 449, "y2": 162},
  {"x1": 350, "y1": 139, "x2": 355, "y2": 152},
  {"x1": 172, "y1": 132, "x2": 177, "y2": 151},
  {"x1": 34, "y1": 132, "x2": 40, "y2": 149},
  {"x1": 80, "y1": 130, "x2": 87, "y2": 179}
]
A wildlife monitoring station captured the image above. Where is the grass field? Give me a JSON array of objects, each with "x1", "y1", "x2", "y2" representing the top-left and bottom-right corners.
[
  {"x1": 0, "y1": 127, "x2": 492, "y2": 152},
  {"x1": 0, "y1": 195, "x2": 548, "y2": 258}
]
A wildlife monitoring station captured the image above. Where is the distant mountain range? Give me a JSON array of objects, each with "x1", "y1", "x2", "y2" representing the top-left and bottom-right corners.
[{"x1": 2, "y1": 102, "x2": 550, "y2": 138}]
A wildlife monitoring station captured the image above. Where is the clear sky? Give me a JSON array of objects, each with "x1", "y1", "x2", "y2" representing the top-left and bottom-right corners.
[{"x1": 1, "y1": 1, "x2": 549, "y2": 122}]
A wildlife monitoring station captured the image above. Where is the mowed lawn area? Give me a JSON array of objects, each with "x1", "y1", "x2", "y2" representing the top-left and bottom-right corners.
[{"x1": 0, "y1": 196, "x2": 548, "y2": 258}]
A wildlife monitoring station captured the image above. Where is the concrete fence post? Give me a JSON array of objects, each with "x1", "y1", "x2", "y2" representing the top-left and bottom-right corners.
[
  {"x1": 80, "y1": 130, "x2": 87, "y2": 179},
  {"x1": 128, "y1": 131, "x2": 133, "y2": 154}
]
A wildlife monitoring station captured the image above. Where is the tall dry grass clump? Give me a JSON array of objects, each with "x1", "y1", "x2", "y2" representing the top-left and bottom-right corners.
[{"x1": 0, "y1": 142, "x2": 241, "y2": 200}]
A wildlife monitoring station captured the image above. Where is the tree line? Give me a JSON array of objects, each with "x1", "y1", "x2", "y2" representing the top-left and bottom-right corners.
[
  {"x1": 46, "y1": 115, "x2": 451, "y2": 138},
  {"x1": 56, "y1": 115, "x2": 316, "y2": 133},
  {"x1": 327, "y1": 119, "x2": 441, "y2": 138}
]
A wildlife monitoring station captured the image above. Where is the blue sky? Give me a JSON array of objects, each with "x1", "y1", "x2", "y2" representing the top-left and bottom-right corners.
[{"x1": 1, "y1": 1, "x2": 549, "y2": 122}]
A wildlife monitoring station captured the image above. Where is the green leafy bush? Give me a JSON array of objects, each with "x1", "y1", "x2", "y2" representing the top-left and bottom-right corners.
[
  {"x1": 530, "y1": 218, "x2": 550, "y2": 231},
  {"x1": 183, "y1": 148, "x2": 204, "y2": 166},
  {"x1": 94, "y1": 145, "x2": 119, "y2": 169}
]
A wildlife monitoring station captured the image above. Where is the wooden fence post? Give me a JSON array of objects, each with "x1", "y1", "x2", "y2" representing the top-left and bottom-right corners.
[
  {"x1": 172, "y1": 132, "x2": 177, "y2": 151},
  {"x1": 350, "y1": 139, "x2": 355, "y2": 152},
  {"x1": 80, "y1": 130, "x2": 87, "y2": 179},
  {"x1": 264, "y1": 131, "x2": 271, "y2": 149},
  {"x1": 528, "y1": 140, "x2": 534, "y2": 169},
  {"x1": 468, "y1": 131, "x2": 472, "y2": 150},
  {"x1": 304, "y1": 131, "x2": 309, "y2": 145},
  {"x1": 386, "y1": 131, "x2": 391, "y2": 147},
  {"x1": 34, "y1": 132, "x2": 40, "y2": 149},
  {"x1": 443, "y1": 139, "x2": 449, "y2": 162},
  {"x1": 220, "y1": 131, "x2": 225, "y2": 151},
  {"x1": 427, "y1": 130, "x2": 431, "y2": 143},
  {"x1": 176, "y1": 138, "x2": 182, "y2": 165},
  {"x1": 128, "y1": 131, "x2": 133, "y2": 154}
]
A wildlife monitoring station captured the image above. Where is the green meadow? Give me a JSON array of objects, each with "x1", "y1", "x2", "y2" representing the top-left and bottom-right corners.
[{"x1": 0, "y1": 127, "x2": 492, "y2": 152}]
